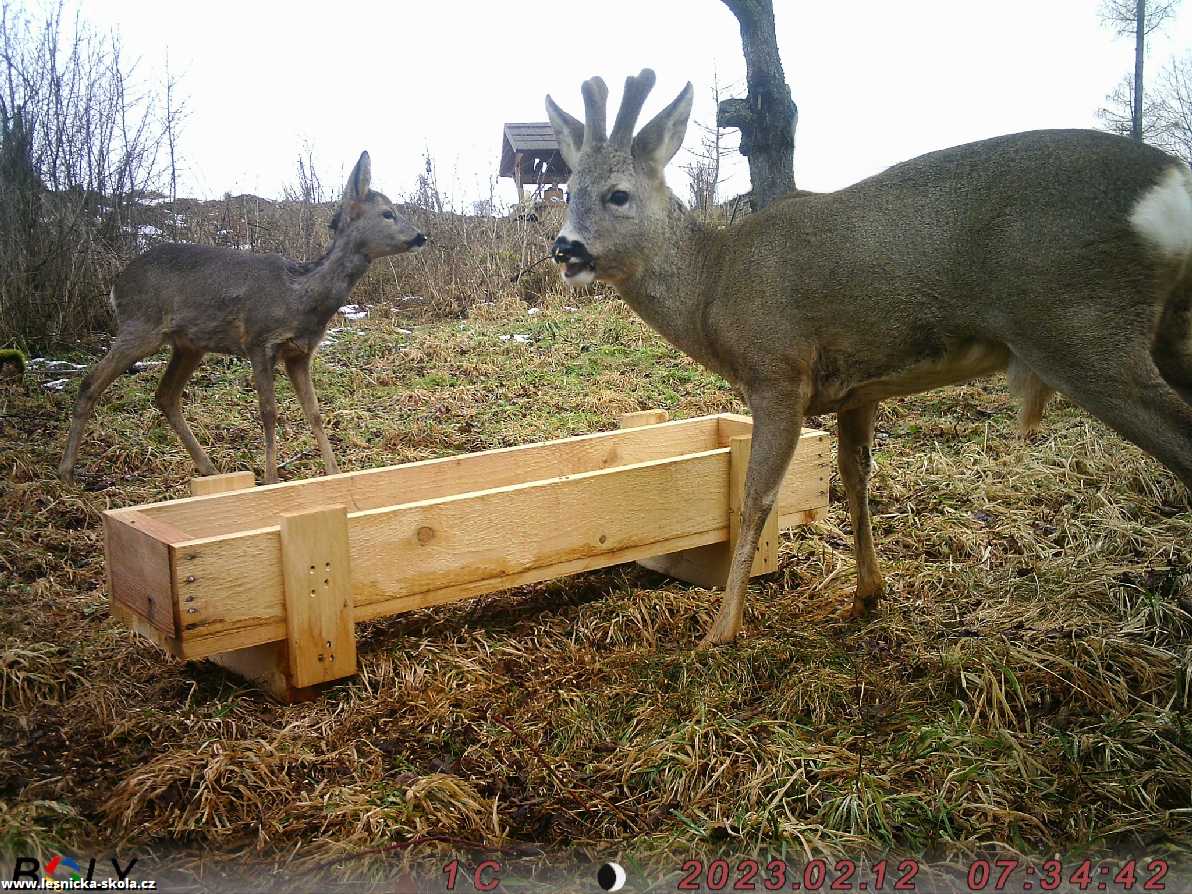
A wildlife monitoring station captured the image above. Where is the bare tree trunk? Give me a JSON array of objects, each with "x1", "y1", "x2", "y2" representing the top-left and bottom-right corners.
[
  {"x1": 716, "y1": 0, "x2": 797, "y2": 211},
  {"x1": 1134, "y1": 0, "x2": 1145, "y2": 142}
]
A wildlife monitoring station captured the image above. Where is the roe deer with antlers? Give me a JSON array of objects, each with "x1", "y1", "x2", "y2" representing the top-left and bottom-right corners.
[
  {"x1": 546, "y1": 70, "x2": 1192, "y2": 646},
  {"x1": 59, "y1": 151, "x2": 426, "y2": 485}
]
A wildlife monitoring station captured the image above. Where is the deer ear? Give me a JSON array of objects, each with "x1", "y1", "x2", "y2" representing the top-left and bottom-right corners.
[
  {"x1": 546, "y1": 95, "x2": 584, "y2": 169},
  {"x1": 631, "y1": 82, "x2": 693, "y2": 175},
  {"x1": 344, "y1": 150, "x2": 371, "y2": 203}
]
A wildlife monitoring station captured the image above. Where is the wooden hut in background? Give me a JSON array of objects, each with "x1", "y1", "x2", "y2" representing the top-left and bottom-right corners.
[{"x1": 499, "y1": 122, "x2": 570, "y2": 205}]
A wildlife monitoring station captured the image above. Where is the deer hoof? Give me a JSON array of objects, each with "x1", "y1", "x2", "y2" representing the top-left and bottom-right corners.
[
  {"x1": 697, "y1": 623, "x2": 742, "y2": 649},
  {"x1": 841, "y1": 590, "x2": 881, "y2": 620}
]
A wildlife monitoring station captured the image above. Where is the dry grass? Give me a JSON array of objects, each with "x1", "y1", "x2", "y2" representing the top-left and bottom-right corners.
[{"x1": 2, "y1": 298, "x2": 1191, "y2": 890}]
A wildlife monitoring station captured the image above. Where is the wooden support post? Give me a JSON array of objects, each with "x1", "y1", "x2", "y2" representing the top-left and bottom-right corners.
[
  {"x1": 279, "y1": 506, "x2": 356, "y2": 687},
  {"x1": 188, "y1": 473, "x2": 356, "y2": 702},
  {"x1": 190, "y1": 471, "x2": 256, "y2": 497},
  {"x1": 631, "y1": 413, "x2": 778, "y2": 589},
  {"x1": 618, "y1": 409, "x2": 670, "y2": 429}
]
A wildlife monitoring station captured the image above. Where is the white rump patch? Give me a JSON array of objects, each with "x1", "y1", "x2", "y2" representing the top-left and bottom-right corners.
[{"x1": 1130, "y1": 165, "x2": 1192, "y2": 264}]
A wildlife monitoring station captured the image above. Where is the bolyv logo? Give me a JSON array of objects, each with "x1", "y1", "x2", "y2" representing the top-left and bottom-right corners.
[{"x1": 10, "y1": 854, "x2": 137, "y2": 883}]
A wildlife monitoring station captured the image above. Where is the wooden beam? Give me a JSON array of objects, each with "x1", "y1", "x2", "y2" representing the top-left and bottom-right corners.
[
  {"x1": 204, "y1": 642, "x2": 323, "y2": 704},
  {"x1": 279, "y1": 505, "x2": 356, "y2": 688}
]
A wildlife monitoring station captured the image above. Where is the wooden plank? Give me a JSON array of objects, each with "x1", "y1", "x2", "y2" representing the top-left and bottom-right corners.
[
  {"x1": 165, "y1": 528, "x2": 728, "y2": 659},
  {"x1": 103, "y1": 510, "x2": 189, "y2": 635},
  {"x1": 134, "y1": 415, "x2": 722, "y2": 540},
  {"x1": 162, "y1": 433, "x2": 831, "y2": 657},
  {"x1": 618, "y1": 409, "x2": 670, "y2": 429},
  {"x1": 190, "y1": 471, "x2": 257, "y2": 497},
  {"x1": 279, "y1": 506, "x2": 356, "y2": 688}
]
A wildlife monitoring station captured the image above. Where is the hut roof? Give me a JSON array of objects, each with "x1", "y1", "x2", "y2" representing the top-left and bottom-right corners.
[{"x1": 499, "y1": 123, "x2": 570, "y2": 182}]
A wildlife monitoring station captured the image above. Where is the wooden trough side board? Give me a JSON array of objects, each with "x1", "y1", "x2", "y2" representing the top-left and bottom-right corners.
[{"x1": 104, "y1": 412, "x2": 830, "y2": 700}]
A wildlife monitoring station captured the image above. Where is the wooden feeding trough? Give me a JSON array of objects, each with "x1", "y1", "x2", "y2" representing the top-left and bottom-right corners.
[{"x1": 104, "y1": 411, "x2": 830, "y2": 701}]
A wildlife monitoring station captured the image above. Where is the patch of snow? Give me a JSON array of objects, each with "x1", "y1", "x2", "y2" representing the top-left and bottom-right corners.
[
  {"x1": 29, "y1": 359, "x2": 87, "y2": 375},
  {"x1": 499, "y1": 333, "x2": 533, "y2": 344},
  {"x1": 527, "y1": 307, "x2": 542, "y2": 316},
  {"x1": 395, "y1": 328, "x2": 413, "y2": 336},
  {"x1": 135, "y1": 224, "x2": 164, "y2": 249},
  {"x1": 563, "y1": 306, "x2": 579, "y2": 312},
  {"x1": 129, "y1": 360, "x2": 165, "y2": 373},
  {"x1": 44, "y1": 378, "x2": 71, "y2": 391},
  {"x1": 338, "y1": 304, "x2": 368, "y2": 320}
]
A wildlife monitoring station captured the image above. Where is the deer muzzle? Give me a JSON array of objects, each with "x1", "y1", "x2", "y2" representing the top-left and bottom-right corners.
[{"x1": 552, "y1": 236, "x2": 596, "y2": 281}]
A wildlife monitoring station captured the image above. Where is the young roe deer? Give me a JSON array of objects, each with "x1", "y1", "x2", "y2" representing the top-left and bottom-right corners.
[
  {"x1": 59, "y1": 151, "x2": 426, "y2": 485},
  {"x1": 546, "y1": 70, "x2": 1192, "y2": 646}
]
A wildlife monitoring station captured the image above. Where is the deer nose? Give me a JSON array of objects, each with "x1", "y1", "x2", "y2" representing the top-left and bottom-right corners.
[
  {"x1": 552, "y1": 237, "x2": 592, "y2": 264},
  {"x1": 408, "y1": 233, "x2": 426, "y2": 248}
]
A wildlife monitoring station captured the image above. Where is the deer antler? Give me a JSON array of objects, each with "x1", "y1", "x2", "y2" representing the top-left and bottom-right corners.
[
  {"x1": 611, "y1": 69, "x2": 657, "y2": 146},
  {"x1": 580, "y1": 77, "x2": 609, "y2": 147}
]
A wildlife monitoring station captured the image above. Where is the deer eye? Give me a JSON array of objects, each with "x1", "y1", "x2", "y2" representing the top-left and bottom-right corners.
[
  {"x1": 608, "y1": 190, "x2": 630, "y2": 207},
  {"x1": 382, "y1": 210, "x2": 395, "y2": 220}
]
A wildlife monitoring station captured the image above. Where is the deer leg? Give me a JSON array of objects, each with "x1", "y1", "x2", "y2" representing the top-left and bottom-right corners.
[
  {"x1": 59, "y1": 329, "x2": 163, "y2": 483},
  {"x1": 837, "y1": 402, "x2": 885, "y2": 619},
  {"x1": 699, "y1": 393, "x2": 803, "y2": 647},
  {"x1": 250, "y1": 350, "x2": 281, "y2": 484},
  {"x1": 154, "y1": 346, "x2": 216, "y2": 476},
  {"x1": 283, "y1": 353, "x2": 339, "y2": 475},
  {"x1": 1153, "y1": 294, "x2": 1192, "y2": 406},
  {"x1": 1018, "y1": 342, "x2": 1192, "y2": 491},
  {"x1": 1008, "y1": 355, "x2": 1055, "y2": 435}
]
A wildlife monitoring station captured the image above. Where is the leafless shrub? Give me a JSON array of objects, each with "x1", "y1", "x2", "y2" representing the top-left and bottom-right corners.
[
  {"x1": 1097, "y1": 74, "x2": 1167, "y2": 141},
  {"x1": 280, "y1": 145, "x2": 326, "y2": 262},
  {"x1": 1099, "y1": 54, "x2": 1192, "y2": 166},
  {"x1": 1152, "y1": 52, "x2": 1192, "y2": 164},
  {"x1": 0, "y1": 0, "x2": 177, "y2": 349}
]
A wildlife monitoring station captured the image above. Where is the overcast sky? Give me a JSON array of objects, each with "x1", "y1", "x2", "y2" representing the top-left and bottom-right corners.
[{"x1": 82, "y1": 0, "x2": 1190, "y2": 209}]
